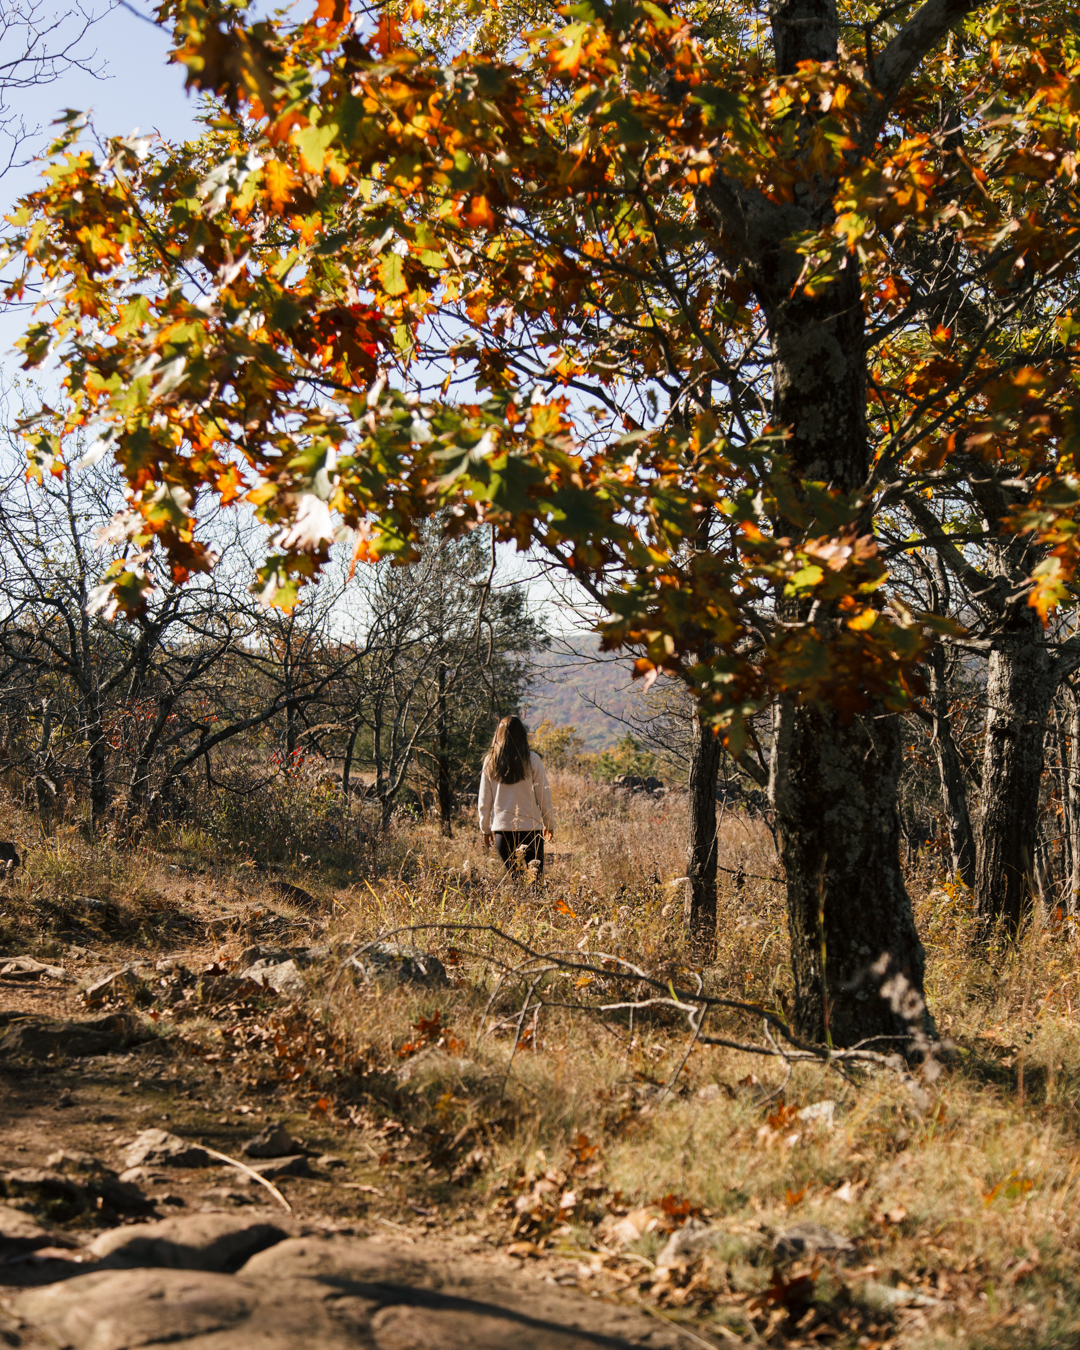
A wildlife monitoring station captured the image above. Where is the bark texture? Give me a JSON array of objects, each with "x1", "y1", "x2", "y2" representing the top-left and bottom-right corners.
[
  {"x1": 761, "y1": 270, "x2": 927, "y2": 1044},
  {"x1": 436, "y1": 661, "x2": 453, "y2": 839},
  {"x1": 927, "y1": 645, "x2": 975, "y2": 887},
  {"x1": 974, "y1": 616, "x2": 1056, "y2": 933},
  {"x1": 1068, "y1": 688, "x2": 1080, "y2": 914},
  {"x1": 685, "y1": 712, "x2": 722, "y2": 957},
  {"x1": 772, "y1": 696, "x2": 928, "y2": 1045}
]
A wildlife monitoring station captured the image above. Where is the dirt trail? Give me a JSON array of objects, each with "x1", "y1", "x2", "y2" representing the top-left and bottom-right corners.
[{"x1": 0, "y1": 928, "x2": 698, "y2": 1350}]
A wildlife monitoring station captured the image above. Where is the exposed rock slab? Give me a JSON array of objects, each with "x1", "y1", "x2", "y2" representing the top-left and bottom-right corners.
[
  {"x1": 88, "y1": 1213, "x2": 293, "y2": 1272},
  {"x1": 0, "y1": 1012, "x2": 140, "y2": 1060},
  {"x1": 10, "y1": 1235, "x2": 685, "y2": 1348},
  {"x1": 0, "y1": 1204, "x2": 77, "y2": 1259},
  {"x1": 44, "y1": 1151, "x2": 153, "y2": 1215},
  {"x1": 0, "y1": 956, "x2": 70, "y2": 982},
  {"x1": 9, "y1": 1268, "x2": 373, "y2": 1350}
]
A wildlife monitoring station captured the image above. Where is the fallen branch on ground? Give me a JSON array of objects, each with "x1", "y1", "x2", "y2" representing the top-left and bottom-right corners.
[{"x1": 325, "y1": 923, "x2": 948, "y2": 1100}]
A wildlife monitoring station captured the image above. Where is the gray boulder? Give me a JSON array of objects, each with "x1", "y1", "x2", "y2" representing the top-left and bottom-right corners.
[
  {"x1": 11, "y1": 1235, "x2": 689, "y2": 1349},
  {"x1": 0, "y1": 1203, "x2": 78, "y2": 1258},
  {"x1": 10, "y1": 1267, "x2": 370, "y2": 1350},
  {"x1": 89, "y1": 1212, "x2": 292, "y2": 1272},
  {"x1": 123, "y1": 1129, "x2": 214, "y2": 1170},
  {"x1": 351, "y1": 943, "x2": 448, "y2": 988},
  {"x1": 0, "y1": 1012, "x2": 140, "y2": 1059},
  {"x1": 238, "y1": 960, "x2": 306, "y2": 999},
  {"x1": 242, "y1": 1124, "x2": 304, "y2": 1159}
]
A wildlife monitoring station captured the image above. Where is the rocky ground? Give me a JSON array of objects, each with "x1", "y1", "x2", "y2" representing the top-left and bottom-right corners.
[{"x1": 0, "y1": 916, "x2": 701, "y2": 1349}]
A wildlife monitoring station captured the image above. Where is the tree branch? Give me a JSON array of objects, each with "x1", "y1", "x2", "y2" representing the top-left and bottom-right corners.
[{"x1": 863, "y1": 0, "x2": 984, "y2": 148}]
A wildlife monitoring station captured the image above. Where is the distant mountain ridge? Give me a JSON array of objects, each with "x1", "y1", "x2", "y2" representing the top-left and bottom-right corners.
[{"x1": 522, "y1": 640, "x2": 643, "y2": 750}]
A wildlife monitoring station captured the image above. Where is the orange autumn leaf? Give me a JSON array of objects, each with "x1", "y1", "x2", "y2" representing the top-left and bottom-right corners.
[
  {"x1": 312, "y1": 0, "x2": 349, "y2": 24},
  {"x1": 263, "y1": 159, "x2": 298, "y2": 212},
  {"x1": 463, "y1": 195, "x2": 496, "y2": 230},
  {"x1": 370, "y1": 11, "x2": 401, "y2": 56}
]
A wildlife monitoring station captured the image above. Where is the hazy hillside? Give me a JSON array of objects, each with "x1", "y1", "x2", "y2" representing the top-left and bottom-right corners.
[{"x1": 522, "y1": 640, "x2": 645, "y2": 749}]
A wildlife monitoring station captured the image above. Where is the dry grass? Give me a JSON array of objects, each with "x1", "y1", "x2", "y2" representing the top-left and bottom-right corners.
[{"x1": 3, "y1": 773, "x2": 1080, "y2": 1346}]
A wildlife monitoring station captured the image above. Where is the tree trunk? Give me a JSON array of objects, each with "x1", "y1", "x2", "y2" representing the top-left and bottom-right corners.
[
  {"x1": 692, "y1": 0, "x2": 934, "y2": 1044},
  {"x1": 437, "y1": 660, "x2": 453, "y2": 839},
  {"x1": 757, "y1": 267, "x2": 930, "y2": 1046},
  {"x1": 685, "y1": 711, "x2": 722, "y2": 957},
  {"x1": 974, "y1": 621, "x2": 1056, "y2": 935},
  {"x1": 285, "y1": 693, "x2": 299, "y2": 772},
  {"x1": 771, "y1": 695, "x2": 928, "y2": 1046},
  {"x1": 34, "y1": 699, "x2": 58, "y2": 837},
  {"x1": 84, "y1": 694, "x2": 110, "y2": 826},
  {"x1": 927, "y1": 646, "x2": 975, "y2": 887},
  {"x1": 342, "y1": 725, "x2": 359, "y2": 800},
  {"x1": 1052, "y1": 703, "x2": 1070, "y2": 902},
  {"x1": 1067, "y1": 686, "x2": 1080, "y2": 915}
]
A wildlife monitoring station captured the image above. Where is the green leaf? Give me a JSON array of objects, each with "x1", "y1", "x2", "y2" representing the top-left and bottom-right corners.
[
  {"x1": 379, "y1": 252, "x2": 408, "y2": 296},
  {"x1": 116, "y1": 295, "x2": 153, "y2": 338}
]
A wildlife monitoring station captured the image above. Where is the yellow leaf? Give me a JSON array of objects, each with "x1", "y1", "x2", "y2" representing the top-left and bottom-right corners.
[
  {"x1": 847, "y1": 606, "x2": 878, "y2": 632},
  {"x1": 264, "y1": 159, "x2": 298, "y2": 213}
]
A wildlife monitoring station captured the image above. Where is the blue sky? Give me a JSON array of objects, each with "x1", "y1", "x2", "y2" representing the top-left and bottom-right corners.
[
  {"x1": 1, "y1": 0, "x2": 199, "y2": 360},
  {"x1": 4, "y1": 0, "x2": 197, "y2": 201}
]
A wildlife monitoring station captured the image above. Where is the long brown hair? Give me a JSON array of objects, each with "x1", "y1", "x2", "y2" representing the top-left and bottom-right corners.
[{"x1": 485, "y1": 715, "x2": 531, "y2": 785}]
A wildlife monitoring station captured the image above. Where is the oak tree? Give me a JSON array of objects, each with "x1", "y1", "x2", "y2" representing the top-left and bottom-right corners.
[{"x1": 8, "y1": 0, "x2": 1080, "y2": 1043}]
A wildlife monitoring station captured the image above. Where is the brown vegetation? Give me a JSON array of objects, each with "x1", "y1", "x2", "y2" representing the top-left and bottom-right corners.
[{"x1": 2, "y1": 769, "x2": 1078, "y2": 1347}]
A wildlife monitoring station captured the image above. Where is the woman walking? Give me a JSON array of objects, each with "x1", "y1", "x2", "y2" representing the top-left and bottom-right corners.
[{"x1": 479, "y1": 716, "x2": 554, "y2": 876}]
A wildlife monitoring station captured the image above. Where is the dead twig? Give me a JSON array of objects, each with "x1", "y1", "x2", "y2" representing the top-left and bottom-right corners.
[
  {"x1": 201, "y1": 1145, "x2": 292, "y2": 1213},
  {"x1": 324, "y1": 922, "x2": 944, "y2": 1087}
]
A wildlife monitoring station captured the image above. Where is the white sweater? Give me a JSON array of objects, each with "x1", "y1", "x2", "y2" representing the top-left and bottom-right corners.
[{"x1": 478, "y1": 751, "x2": 553, "y2": 835}]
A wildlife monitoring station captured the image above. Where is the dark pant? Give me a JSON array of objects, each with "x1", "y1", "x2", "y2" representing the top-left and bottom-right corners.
[{"x1": 495, "y1": 831, "x2": 544, "y2": 876}]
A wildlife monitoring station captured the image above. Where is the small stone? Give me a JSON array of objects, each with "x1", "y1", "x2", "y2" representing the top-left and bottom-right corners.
[
  {"x1": 796, "y1": 1099, "x2": 837, "y2": 1128},
  {"x1": 123, "y1": 1128, "x2": 214, "y2": 1170},
  {"x1": 0, "y1": 956, "x2": 70, "y2": 982},
  {"x1": 773, "y1": 1222, "x2": 855, "y2": 1261},
  {"x1": 858, "y1": 1279, "x2": 941, "y2": 1311},
  {"x1": 238, "y1": 959, "x2": 306, "y2": 998},
  {"x1": 655, "y1": 1219, "x2": 717, "y2": 1268},
  {"x1": 696, "y1": 1083, "x2": 722, "y2": 1102},
  {"x1": 242, "y1": 1123, "x2": 303, "y2": 1159},
  {"x1": 82, "y1": 966, "x2": 146, "y2": 1008},
  {"x1": 245, "y1": 1156, "x2": 318, "y2": 1181},
  {"x1": 237, "y1": 945, "x2": 292, "y2": 969}
]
